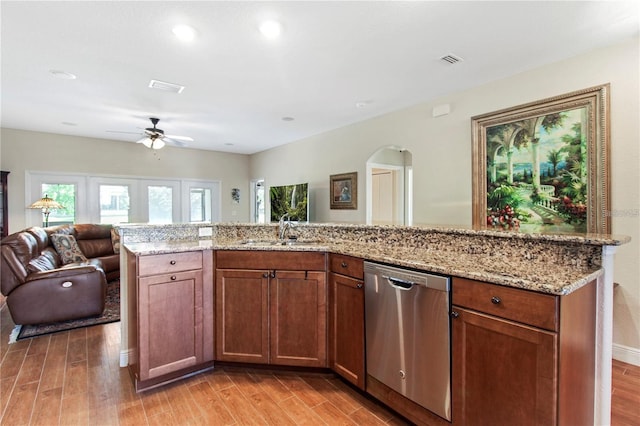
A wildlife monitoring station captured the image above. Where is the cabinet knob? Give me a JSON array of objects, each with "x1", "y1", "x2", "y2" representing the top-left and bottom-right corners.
[
  {"x1": 170, "y1": 275, "x2": 177, "y2": 281},
  {"x1": 356, "y1": 283, "x2": 363, "y2": 289},
  {"x1": 341, "y1": 262, "x2": 348, "y2": 268},
  {"x1": 263, "y1": 273, "x2": 269, "y2": 278},
  {"x1": 491, "y1": 296, "x2": 501, "y2": 305},
  {"x1": 450, "y1": 311, "x2": 459, "y2": 319},
  {"x1": 170, "y1": 260, "x2": 176, "y2": 265}
]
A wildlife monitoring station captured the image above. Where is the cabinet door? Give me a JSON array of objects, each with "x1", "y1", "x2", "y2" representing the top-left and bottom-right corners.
[
  {"x1": 270, "y1": 270, "x2": 327, "y2": 367},
  {"x1": 138, "y1": 270, "x2": 203, "y2": 381},
  {"x1": 216, "y1": 269, "x2": 269, "y2": 363},
  {"x1": 452, "y1": 307, "x2": 558, "y2": 426},
  {"x1": 329, "y1": 272, "x2": 365, "y2": 390}
]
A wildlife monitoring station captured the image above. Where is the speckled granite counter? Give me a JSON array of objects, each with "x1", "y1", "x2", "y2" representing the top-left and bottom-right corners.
[{"x1": 120, "y1": 223, "x2": 630, "y2": 296}]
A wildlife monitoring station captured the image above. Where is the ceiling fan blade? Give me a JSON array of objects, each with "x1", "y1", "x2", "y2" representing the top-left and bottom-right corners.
[
  {"x1": 164, "y1": 134, "x2": 193, "y2": 142},
  {"x1": 106, "y1": 130, "x2": 144, "y2": 135},
  {"x1": 163, "y1": 137, "x2": 188, "y2": 147}
]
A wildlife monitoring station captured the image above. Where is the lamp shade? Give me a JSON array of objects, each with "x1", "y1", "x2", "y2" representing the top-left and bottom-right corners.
[
  {"x1": 141, "y1": 136, "x2": 165, "y2": 150},
  {"x1": 28, "y1": 194, "x2": 64, "y2": 210}
]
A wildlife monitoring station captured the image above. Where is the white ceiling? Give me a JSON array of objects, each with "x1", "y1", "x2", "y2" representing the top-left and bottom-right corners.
[{"x1": 1, "y1": 1, "x2": 638, "y2": 155}]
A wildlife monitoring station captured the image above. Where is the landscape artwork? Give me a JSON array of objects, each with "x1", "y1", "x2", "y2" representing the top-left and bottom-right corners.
[
  {"x1": 472, "y1": 85, "x2": 610, "y2": 234},
  {"x1": 269, "y1": 183, "x2": 309, "y2": 222},
  {"x1": 487, "y1": 107, "x2": 588, "y2": 233}
]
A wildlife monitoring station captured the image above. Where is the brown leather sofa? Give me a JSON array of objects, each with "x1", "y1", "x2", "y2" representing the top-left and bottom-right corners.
[{"x1": 0, "y1": 224, "x2": 120, "y2": 325}]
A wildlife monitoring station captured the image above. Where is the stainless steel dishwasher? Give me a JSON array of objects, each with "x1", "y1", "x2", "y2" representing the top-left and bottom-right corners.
[{"x1": 364, "y1": 261, "x2": 451, "y2": 421}]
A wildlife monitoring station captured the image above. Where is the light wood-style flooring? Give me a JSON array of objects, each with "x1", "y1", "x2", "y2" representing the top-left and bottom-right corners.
[
  {"x1": 0, "y1": 305, "x2": 407, "y2": 425},
  {"x1": 1, "y1": 302, "x2": 639, "y2": 425}
]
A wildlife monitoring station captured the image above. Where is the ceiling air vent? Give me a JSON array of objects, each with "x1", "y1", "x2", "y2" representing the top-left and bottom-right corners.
[
  {"x1": 440, "y1": 54, "x2": 463, "y2": 64},
  {"x1": 148, "y1": 79, "x2": 185, "y2": 94}
]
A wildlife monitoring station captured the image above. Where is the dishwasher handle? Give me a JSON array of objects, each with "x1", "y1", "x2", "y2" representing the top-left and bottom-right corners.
[{"x1": 383, "y1": 275, "x2": 415, "y2": 290}]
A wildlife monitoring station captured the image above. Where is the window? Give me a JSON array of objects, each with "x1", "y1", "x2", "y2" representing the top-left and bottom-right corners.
[
  {"x1": 40, "y1": 183, "x2": 76, "y2": 226},
  {"x1": 182, "y1": 180, "x2": 220, "y2": 223},
  {"x1": 27, "y1": 172, "x2": 220, "y2": 226},
  {"x1": 148, "y1": 186, "x2": 174, "y2": 224},
  {"x1": 190, "y1": 188, "x2": 211, "y2": 222},
  {"x1": 27, "y1": 173, "x2": 86, "y2": 225},
  {"x1": 100, "y1": 184, "x2": 130, "y2": 224},
  {"x1": 251, "y1": 179, "x2": 265, "y2": 223}
]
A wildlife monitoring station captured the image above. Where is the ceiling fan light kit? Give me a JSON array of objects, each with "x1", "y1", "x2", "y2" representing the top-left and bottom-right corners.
[{"x1": 136, "y1": 117, "x2": 190, "y2": 150}]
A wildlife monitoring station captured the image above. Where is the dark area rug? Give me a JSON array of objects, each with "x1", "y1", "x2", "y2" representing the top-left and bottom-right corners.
[{"x1": 16, "y1": 280, "x2": 120, "y2": 341}]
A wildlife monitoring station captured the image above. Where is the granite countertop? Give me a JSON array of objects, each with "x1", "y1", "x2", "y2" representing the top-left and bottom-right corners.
[{"x1": 124, "y1": 236, "x2": 603, "y2": 296}]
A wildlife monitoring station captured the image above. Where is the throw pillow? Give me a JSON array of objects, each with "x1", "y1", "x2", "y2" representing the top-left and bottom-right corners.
[
  {"x1": 50, "y1": 234, "x2": 88, "y2": 264},
  {"x1": 27, "y1": 253, "x2": 56, "y2": 272},
  {"x1": 110, "y1": 227, "x2": 121, "y2": 254}
]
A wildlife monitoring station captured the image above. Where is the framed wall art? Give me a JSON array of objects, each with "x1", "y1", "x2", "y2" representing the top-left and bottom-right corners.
[
  {"x1": 471, "y1": 84, "x2": 610, "y2": 234},
  {"x1": 330, "y1": 172, "x2": 357, "y2": 210}
]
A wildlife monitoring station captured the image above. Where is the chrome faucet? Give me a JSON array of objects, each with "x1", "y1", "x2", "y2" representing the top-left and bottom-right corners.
[{"x1": 279, "y1": 213, "x2": 293, "y2": 240}]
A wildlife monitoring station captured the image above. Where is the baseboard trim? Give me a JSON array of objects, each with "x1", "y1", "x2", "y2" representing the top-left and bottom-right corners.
[
  {"x1": 613, "y1": 343, "x2": 640, "y2": 366},
  {"x1": 120, "y1": 349, "x2": 131, "y2": 368}
]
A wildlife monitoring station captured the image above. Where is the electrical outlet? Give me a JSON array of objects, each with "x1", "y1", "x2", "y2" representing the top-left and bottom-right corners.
[{"x1": 198, "y1": 227, "x2": 213, "y2": 237}]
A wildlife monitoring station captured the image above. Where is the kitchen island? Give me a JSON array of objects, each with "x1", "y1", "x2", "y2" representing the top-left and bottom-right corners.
[{"x1": 118, "y1": 223, "x2": 629, "y2": 425}]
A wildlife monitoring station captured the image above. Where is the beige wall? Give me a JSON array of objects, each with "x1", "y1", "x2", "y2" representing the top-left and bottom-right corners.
[
  {"x1": 0, "y1": 129, "x2": 251, "y2": 229},
  {"x1": 251, "y1": 37, "x2": 640, "y2": 358}
]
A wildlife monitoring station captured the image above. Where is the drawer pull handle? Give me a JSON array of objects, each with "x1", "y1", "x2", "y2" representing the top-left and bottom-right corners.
[
  {"x1": 170, "y1": 260, "x2": 176, "y2": 265},
  {"x1": 491, "y1": 296, "x2": 501, "y2": 305},
  {"x1": 171, "y1": 275, "x2": 177, "y2": 281},
  {"x1": 341, "y1": 262, "x2": 348, "y2": 268}
]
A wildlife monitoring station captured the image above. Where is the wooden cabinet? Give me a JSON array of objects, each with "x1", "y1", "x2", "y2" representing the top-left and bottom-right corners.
[
  {"x1": 127, "y1": 249, "x2": 214, "y2": 391},
  {"x1": 1, "y1": 171, "x2": 8, "y2": 238},
  {"x1": 215, "y1": 250, "x2": 327, "y2": 367},
  {"x1": 215, "y1": 268, "x2": 269, "y2": 363},
  {"x1": 452, "y1": 277, "x2": 596, "y2": 426},
  {"x1": 328, "y1": 254, "x2": 365, "y2": 390}
]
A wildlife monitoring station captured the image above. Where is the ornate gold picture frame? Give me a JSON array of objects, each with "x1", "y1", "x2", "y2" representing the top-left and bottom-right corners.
[{"x1": 472, "y1": 84, "x2": 610, "y2": 234}]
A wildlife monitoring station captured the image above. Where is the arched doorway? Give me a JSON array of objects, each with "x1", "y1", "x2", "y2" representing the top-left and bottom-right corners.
[{"x1": 366, "y1": 146, "x2": 413, "y2": 225}]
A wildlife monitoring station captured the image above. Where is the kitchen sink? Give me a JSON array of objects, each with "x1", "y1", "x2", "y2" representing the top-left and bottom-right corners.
[
  {"x1": 235, "y1": 239, "x2": 280, "y2": 246},
  {"x1": 235, "y1": 239, "x2": 323, "y2": 246},
  {"x1": 279, "y1": 239, "x2": 322, "y2": 246}
]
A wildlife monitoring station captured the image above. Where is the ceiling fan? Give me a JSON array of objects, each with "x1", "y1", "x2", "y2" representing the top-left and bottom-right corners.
[{"x1": 136, "y1": 117, "x2": 193, "y2": 150}]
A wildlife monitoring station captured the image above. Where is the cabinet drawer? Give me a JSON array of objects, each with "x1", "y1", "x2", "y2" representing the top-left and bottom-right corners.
[
  {"x1": 329, "y1": 254, "x2": 364, "y2": 279},
  {"x1": 138, "y1": 251, "x2": 203, "y2": 276},
  {"x1": 452, "y1": 277, "x2": 558, "y2": 331},
  {"x1": 216, "y1": 250, "x2": 325, "y2": 271}
]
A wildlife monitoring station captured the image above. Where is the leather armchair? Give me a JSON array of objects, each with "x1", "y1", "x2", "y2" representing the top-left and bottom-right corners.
[{"x1": 0, "y1": 224, "x2": 118, "y2": 325}]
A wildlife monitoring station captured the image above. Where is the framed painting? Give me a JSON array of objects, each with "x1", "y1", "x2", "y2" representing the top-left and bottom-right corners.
[
  {"x1": 330, "y1": 172, "x2": 357, "y2": 210},
  {"x1": 472, "y1": 84, "x2": 610, "y2": 234}
]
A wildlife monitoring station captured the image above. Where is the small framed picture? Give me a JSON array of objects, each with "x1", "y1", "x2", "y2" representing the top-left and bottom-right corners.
[
  {"x1": 330, "y1": 172, "x2": 357, "y2": 210},
  {"x1": 231, "y1": 188, "x2": 240, "y2": 203}
]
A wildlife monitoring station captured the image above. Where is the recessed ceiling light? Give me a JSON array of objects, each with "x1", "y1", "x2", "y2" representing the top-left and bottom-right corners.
[
  {"x1": 356, "y1": 101, "x2": 372, "y2": 109},
  {"x1": 224, "y1": 142, "x2": 234, "y2": 146},
  {"x1": 282, "y1": 117, "x2": 295, "y2": 122},
  {"x1": 49, "y1": 70, "x2": 77, "y2": 80},
  {"x1": 172, "y1": 24, "x2": 197, "y2": 42},
  {"x1": 259, "y1": 20, "x2": 282, "y2": 39},
  {"x1": 61, "y1": 122, "x2": 77, "y2": 126}
]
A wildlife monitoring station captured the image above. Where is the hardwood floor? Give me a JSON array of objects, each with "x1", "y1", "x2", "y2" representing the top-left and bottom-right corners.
[
  {"x1": 0, "y1": 305, "x2": 407, "y2": 425},
  {"x1": 612, "y1": 358, "x2": 640, "y2": 426},
  {"x1": 1, "y1": 302, "x2": 638, "y2": 425}
]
